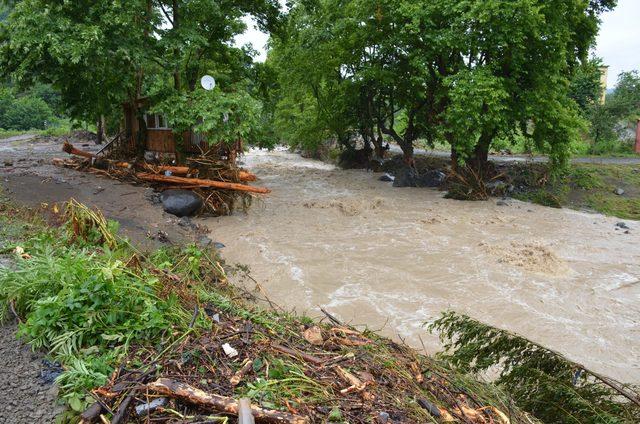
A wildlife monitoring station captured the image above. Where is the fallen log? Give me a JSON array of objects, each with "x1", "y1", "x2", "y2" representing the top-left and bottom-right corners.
[
  {"x1": 136, "y1": 172, "x2": 270, "y2": 194},
  {"x1": 63, "y1": 141, "x2": 95, "y2": 159},
  {"x1": 142, "y1": 164, "x2": 257, "y2": 182},
  {"x1": 147, "y1": 378, "x2": 308, "y2": 423}
]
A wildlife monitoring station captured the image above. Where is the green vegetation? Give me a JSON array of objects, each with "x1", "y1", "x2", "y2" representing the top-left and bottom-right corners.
[
  {"x1": 266, "y1": 0, "x2": 616, "y2": 173},
  {"x1": 581, "y1": 69, "x2": 640, "y2": 155},
  {"x1": 0, "y1": 83, "x2": 70, "y2": 133},
  {"x1": 431, "y1": 311, "x2": 640, "y2": 424},
  {"x1": 509, "y1": 163, "x2": 640, "y2": 220},
  {"x1": 0, "y1": 0, "x2": 281, "y2": 149}
]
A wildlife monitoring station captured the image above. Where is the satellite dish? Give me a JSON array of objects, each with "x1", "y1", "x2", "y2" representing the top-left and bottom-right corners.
[{"x1": 201, "y1": 75, "x2": 216, "y2": 91}]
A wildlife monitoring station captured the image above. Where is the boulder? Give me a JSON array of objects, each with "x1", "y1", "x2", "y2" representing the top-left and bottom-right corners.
[
  {"x1": 379, "y1": 173, "x2": 395, "y2": 182},
  {"x1": 392, "y1": 167, "x2": 418, "y2": 187},
  {"x1": 416, "y1": 170, "x2": 446, "y2": 188},
  {"x1": 614, "y1": 188, "x2": 625, "y2": 196},
  {"x1": 616, "y1": 222, "x2": 630, "y2": 230},
  {"x1": 161, "y1": 189, "x2": 203, "y2": 217}
]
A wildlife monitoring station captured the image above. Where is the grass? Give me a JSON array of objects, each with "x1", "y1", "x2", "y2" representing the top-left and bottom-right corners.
[
  {"x1": 0, "y1": 189, "x2": 535, "y2": 423},
  {"x1": 509, "y1": 163, "x2": 640, "y2": 220},
  {"x1": 0, "y1": 118, "x2": 85, "y2": 139}
]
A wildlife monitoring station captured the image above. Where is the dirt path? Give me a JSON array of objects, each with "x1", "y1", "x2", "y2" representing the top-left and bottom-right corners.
[
  {"x1": 0, "y1": 322, "x2": 65, "y2": 424},
  {"x1": 0, "y1": 254, "x2": 64, "y2": 424},
  {"x1": 0, "y1": 135, "x2": 203, "y2": 249}
]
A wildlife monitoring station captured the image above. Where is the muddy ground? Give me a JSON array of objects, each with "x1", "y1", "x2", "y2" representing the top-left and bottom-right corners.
[
  {"x1": 0, "y1": 134, "x2": 215, "y2": 249},
  {"x1": 0, "y1": 134, "x2": 218, "y2": 423},
  {"x1": 0, "y1": 320, "x2": 65, "y2": 424}
]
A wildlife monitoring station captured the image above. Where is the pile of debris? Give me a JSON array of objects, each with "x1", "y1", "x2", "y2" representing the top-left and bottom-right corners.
[
  {"x1": 54, "y1": 141, "x2": 270, "y2": 216},
  {"x1": 80, "y1": 302, "x2": 520, "y2": 424}
]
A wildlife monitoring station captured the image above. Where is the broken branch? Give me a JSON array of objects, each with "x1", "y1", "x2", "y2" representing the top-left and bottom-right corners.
[
  {"x1": 147, "y1": 378, "x2": 308, "y2": 423},
  {"x1": 136, "y1": 172, "x2": 270, "y2": 194}
]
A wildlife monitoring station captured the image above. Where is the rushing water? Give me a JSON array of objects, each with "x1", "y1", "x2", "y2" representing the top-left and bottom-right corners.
[{"x1": 206, "y1": 148, "x2": 640, "y2": 382}]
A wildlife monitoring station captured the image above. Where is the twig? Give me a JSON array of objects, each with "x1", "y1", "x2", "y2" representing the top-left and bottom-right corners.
[{"x1": 319, "y1": 307, "x2": 342, "y2": 326}]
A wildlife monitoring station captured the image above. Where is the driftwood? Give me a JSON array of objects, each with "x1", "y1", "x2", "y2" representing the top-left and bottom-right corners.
[
  {"x1": 79, "y1": 402, "x2": 104, "y2": 424},
  {"x1": 147, "y1": 378, "x2": 308, "y2": 423},
  {"x1": 230, "y1": 358, "x2": 255, "y2": 386},
  {"x1": 136, "y1": 172, "x2": 270, "y2": 194},
  {"x1": 271, "y1": 343, "x2": 325, "y2": 366},
  {"x1": 139, "y1": 164, "x2": 257, "y2": 182},
  {"x1": 63, "y1": 141, "x2": 95, "y2": 159},
  {"x1": 62, "y1": 143, "x2": 258, "y2": 182}
]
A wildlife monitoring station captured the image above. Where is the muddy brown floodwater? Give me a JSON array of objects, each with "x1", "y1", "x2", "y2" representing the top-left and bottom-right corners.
[{"x1": 206, "y1": 148, "x2": 640, "y2": 383}]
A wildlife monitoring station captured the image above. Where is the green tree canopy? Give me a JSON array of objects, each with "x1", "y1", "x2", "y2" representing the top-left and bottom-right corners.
[
  {"x1": 0, "y1": 0, "x2": 281, "y2": 146},
  {"x1": 270, "y1": 0, "x2": 616, "y2": 172}
]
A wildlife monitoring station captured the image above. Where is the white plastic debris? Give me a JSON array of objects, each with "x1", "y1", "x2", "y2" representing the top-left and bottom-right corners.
[
  {"x1": 222, "y1": 343, "x2": 239, "y2": 358},
  {"x1": 135, "y1": 397, "x2": 168, "y2": 416}
]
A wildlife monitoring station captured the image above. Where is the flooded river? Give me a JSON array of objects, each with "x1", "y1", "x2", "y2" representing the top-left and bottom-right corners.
[{"x1": 206, "y1": 148, "x2": 640, "y2": 382}]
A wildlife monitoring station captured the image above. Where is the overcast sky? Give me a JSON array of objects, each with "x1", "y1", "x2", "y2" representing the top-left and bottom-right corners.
[
  {"x1": 595, "y1": 0, "x2": 640, "y2": 88},
  {"x1": 236, "y1": 0, "x2": 639, "y2": 88}
]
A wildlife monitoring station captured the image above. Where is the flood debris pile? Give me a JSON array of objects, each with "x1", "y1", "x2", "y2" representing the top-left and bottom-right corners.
[
  {"x1": 83, "y1": 310, "x2": 525, "y2": 424},
  {"x1": 54, "y1": 141, "x2": 269, "y2": 216},
  {"x1": 0, "y1": 198, "x2": 533, "y2": 424}
]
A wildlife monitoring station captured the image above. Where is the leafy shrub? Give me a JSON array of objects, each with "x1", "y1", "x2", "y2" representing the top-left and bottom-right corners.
[
  {"x1": 1, "y1": 95, "x2": 54, "y2": 130},
  {"x1": 0, "y1": 203, "x2": 192, "y2": 411}
]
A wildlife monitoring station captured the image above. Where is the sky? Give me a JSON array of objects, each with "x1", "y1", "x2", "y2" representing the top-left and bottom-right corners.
[{"x1": 235, "y1": 0, "x2": 640, "y2": 88}]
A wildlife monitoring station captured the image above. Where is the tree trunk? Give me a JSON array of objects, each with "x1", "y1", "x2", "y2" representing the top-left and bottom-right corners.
[
  {"x1": 450, "y1": 145, "x2": 459, "y2": 173},
  {"x1": 399, "y1": 141, "x2": 415, "y2": 168},
  {"x1": 469, "y1": 130, "x2": 493, "y2": 177},
  {"x1": 96, "y1": 115, "x2": 106, "y2": 145}
]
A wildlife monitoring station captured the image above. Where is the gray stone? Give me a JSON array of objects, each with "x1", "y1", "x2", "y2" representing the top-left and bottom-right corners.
[
  {"x1": 213, "y1": 242, "x2": 226, "y2": 250},
  {"x1": 197, "y1": 236, "x2": 212, "y2": 247},
  {"x1": 614, "y1": 187, "x2": 625, "y2": 196},
  {"x1": 379, "y1": 173, "x2": 395, "y2": 182},
  {"x1": 497, "y1": 199, "x2": 511, "y2": 206},
  {"x1": 616, "y1": 222, "x2": 630, "y2": 230},
  {"x1": 416, "y1": 170, "x2": 446, "y2": 188},
  {"x1": 178, "y1": 216, "x2": 193, "y2": 228},
  {"x1": 392, "y1": 167, "x2": 418, "y2": 188},
  {"x1": 161, "y1": 189, "x2": 203, "y2": 217}
]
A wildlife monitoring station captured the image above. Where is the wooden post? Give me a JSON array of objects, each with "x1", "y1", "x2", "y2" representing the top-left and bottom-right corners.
[{"x1": 635, "y1": 119, "x2": 640, "y2": 154}]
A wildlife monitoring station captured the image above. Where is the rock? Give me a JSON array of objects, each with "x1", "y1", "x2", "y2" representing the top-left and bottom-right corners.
[
  {"x1": 213, "y1": 242, "x2": 226, "y2": 250},
  {"x1": 161, "y1": 189, "x2": 203, "y2": 217},
  {"x1": 496, "y1": 199, "x2": 511, "y2": 206},
  {"x1": 378, "y1": 412, "x2": 390, "y2": 423},
  {"x1": 416, "y1": 170, "x2": 446, "y2": 188},
  {"x1": 614, "y1": 188, "x2": 625, "y2": 196},
  {"x1": 379, "y1": 173, "x2": 395, "y2": 182},
  {"x1": 197, "y1": 236, "x2": 212, "y2": 248},
  {"x1": 145, "y1": 189, "x2": 162, "y2": 205},
  {"x1": 3, "y1": 160, "x2": 13, "y2": 167},
  {"x1": 392, "y1": 167, "x2": 418, "y2": 188},
  {"x1": 178, "y1": 216, "x2": 193, "y2": 228},
  {"x1": 40, "y1": 360, "x2": 63, "y2": 384},
  {"x1": 616, "y1": 222, "x2": 630, "y2": 230}
]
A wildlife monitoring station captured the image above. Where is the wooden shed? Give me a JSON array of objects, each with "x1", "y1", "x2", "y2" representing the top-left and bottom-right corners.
[{"x1": 122, "y1": 98, "x2": 208, "y2": 155}]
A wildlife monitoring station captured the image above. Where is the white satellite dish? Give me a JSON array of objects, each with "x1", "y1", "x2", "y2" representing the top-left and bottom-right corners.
[{"x1": 201, "y1": 75, "x2": 216, "y2": 91}]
